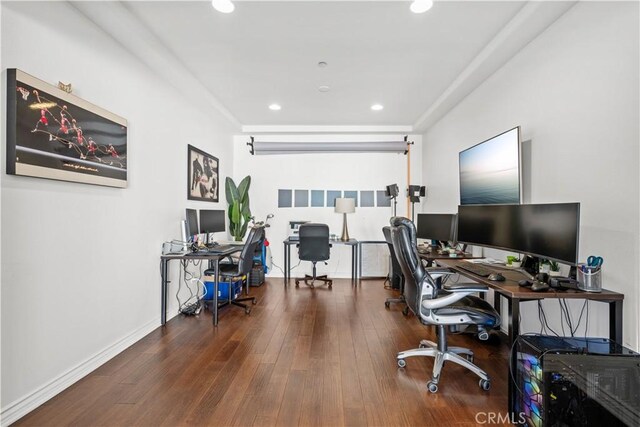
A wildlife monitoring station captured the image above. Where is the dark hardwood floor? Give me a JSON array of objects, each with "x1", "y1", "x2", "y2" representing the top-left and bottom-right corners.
[{"x1": 16, "y1": 279, "x2": 511, "y2": 426}]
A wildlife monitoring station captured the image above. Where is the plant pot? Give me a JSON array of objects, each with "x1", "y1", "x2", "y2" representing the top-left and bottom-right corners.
[
  {"x1": 511, "y1": 262, "x2": 521, "y2": 268},
  {"x1": 549, "y1": 270, "x2": 562, "y2": 277}
]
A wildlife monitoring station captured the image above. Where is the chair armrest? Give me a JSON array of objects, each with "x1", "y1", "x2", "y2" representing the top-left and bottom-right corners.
[
  {"x1": 421, "y1": 291, "x2": 473, "y2": 309},
  {"x1": 426, "y1": 267, "x2": 456, "y2": 276},
  {"x1": 443, "y1": 282, "x2": 488, "y2": 293}
]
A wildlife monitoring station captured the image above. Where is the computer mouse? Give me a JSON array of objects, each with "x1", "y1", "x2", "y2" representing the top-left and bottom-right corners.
[
  {"x1": 531, "y1": 281, "x2": 550, "y2": 292},
  {"x1": 518, "y1": 279, "x2": 532, "y2": 287},
  {"x1": 488, "y1": 273, "x2": 505, "y2": 282}
]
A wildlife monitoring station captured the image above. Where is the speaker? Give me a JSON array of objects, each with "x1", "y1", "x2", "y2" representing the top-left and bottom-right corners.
[
  {"x1": 385, "y1": 184, "x2": 399, "y2": 198},
  {"x1": 180, "y1": 220, "x2": 189, "y2": 250}
]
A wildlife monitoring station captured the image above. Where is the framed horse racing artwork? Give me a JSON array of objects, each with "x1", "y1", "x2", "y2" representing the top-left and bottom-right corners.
[
  {"x1": 187, "y1": 144, "x2": 219, "y2": 202},
  {"x1": 6, "y1": 69, "x2": 127, "y2": 188}
]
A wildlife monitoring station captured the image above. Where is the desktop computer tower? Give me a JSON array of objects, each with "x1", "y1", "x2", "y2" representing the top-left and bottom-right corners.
[{"x1": 512, "y1": 336, "x2": 639, "y2": 427}]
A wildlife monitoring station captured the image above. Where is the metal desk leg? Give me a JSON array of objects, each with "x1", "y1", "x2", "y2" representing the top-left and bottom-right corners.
[
  {"x1": 283, "y1": 243, "x2": 289, "y2": 285},
  {"x1": 161, "y1": 259, "x2": 168, "y2": 326},
  {"x1": 213, "y1": 258, "x2": 220, "y2": 326},
  {"x1": 493, "y1": 292, "x2": 501, "y2": 318},
  {"x1": 508, "y1": 297, "x2": 520, "y2": 347},
  {"x1": 353, "y1": 244, "x2": 358, "y2": 281},
  {"x1": 609, "y1": 300, "x2": 623, "y2": 343},
  {"x1": 358, "y1": 243, "x2": 362, "y2": 278}
]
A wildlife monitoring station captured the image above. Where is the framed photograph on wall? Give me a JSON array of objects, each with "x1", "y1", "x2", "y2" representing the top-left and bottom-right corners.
[
  {"x1": 6, "y1": 69, "x2": 128, "y2": 188},
  {"x1": 188, "y1": 144, "x2": 219, "y2": 202}
]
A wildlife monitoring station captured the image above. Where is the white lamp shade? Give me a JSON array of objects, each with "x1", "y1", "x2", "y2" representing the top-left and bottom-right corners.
[{"x1": 335, "y1": 198, "x2": 356, "y2": 214}]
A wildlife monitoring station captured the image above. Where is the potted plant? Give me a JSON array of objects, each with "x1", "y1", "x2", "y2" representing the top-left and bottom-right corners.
[
  {"x1": 506, "y1": 255, "x2": 521, "y2": 268},
  {"x1": 548, "y1": 260, "x2": 562, "y2": 276},
  {"x1": 539, "y1": 259, "x2": 551, "y2": 274},
  {"x1": 225, "y1": 176, "x2": 252, "y2": 241}
]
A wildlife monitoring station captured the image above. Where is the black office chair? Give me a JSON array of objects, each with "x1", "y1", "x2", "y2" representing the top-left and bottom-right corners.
[
  {"x1": 295, "y1": 223, "x2": 332, "y2": 288},
  {"x1": 206, "y1": 225, "x2": 264, "y2": 314},
  {"x1": 383, "y1": 226, "x2": 408, "y2": 314},
  {"x1": 390, "y1": 216, "x2": 500, "y2": 393}
]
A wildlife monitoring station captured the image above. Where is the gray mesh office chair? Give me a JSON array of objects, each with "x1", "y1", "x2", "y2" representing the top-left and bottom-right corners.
[
  {"x1": 295, "y1": 223, "x2": 332, "y2": 288},
  {"x1": 390, "y1": 216, "x2": 500, "y2": 393}
]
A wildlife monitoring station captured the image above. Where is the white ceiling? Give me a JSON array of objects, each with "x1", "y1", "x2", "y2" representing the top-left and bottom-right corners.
[{"x1": 73, "y1": 1, "x2": 577, "y2": 132}]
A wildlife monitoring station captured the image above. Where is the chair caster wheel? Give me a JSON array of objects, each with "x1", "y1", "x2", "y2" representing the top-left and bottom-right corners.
[
  {"x1": 419, "y1": 343, "x2": 427, "y2": 349},
  {"x1": 328, "y1": 282, "x2": 332, "y2": 288},
  {"x1": 252, "y1": 299, "x2": 257, "y2": 305},
  {"x1": 467, "y1": 354, "x2": 474, "y2": 363},
  {"x1": 397, "y1": 358, "x2": 406, "y2": 368},
  {"x1": 245, "y1": 308, "x2": 251, "y2": 315},
  {"x1": 402, "y1": 307, "x2": 409, "y2": 316},
  {"x1": 295, "y1": 280, "x2": 300, "y2": 287},
  {"x1": 384, "y1": 301, "x2": 390, "y2": 309},
  {"x1": 479, "y1": 379, "x2": 491, "y2": 391},
  {"x1": 427, "y1": 381, "x2": 438, "y2": 393}
]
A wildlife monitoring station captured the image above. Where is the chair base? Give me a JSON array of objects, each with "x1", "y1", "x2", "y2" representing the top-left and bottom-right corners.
[
  {"x1": 295, "y1": 274, "x2": 332, "y2": 288},
  {"x1": 384, "y1": 295, "x2": 409, "y2": 316},
  {"x1": 207, "y1": 296, "x2": 257, "y2": 315},
  {"x1": 396, "y1": 336, "x2": 491, "y2": 393}
]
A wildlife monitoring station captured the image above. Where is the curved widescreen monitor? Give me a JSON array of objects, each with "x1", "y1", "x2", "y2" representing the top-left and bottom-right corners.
[
  {"x1": 457, "y1": 203, "x2": 580, "y2": 265},
  {"x1": 416, "y1": 213, "x2": 457, "y2": 242},
  {"x1": 459, "y1": 126, "x2": 521, "y2": 205}
]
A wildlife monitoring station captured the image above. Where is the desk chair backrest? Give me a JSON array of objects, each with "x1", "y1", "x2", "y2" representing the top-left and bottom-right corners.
[
  {"x1": 383, "y1": 226, "x2": 403, "y2": 284},
  {"x1": 298, "y1": 223, "x2": 330, "y2": 262},
  {"x1": 389, "y1": 216, "x2": 438, "y2": 316},
  {"x1": 236, "y1": 225, "x2": 265, "y2": 275}
]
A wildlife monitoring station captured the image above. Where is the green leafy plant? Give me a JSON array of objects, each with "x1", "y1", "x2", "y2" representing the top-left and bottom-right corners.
[
  {"x1": 549, "y1": 260, "x2": 560, "y2": 272},
  {"x1": 225, "y1": 176, "x2": 251, "y2": 241}
]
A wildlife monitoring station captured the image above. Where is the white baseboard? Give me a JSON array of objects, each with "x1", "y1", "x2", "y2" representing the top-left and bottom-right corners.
[{"x1": 0, "y1": 315, "x2": 172, "y2": 426}]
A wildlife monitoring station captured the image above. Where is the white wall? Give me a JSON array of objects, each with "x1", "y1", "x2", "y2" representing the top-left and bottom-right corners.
[
  {"x1": 422, "y1": 2, "x2": 639, "y2": 349},
  {"x1": 0, "y1": 2, "x2": 236, "y2": 422},
  {"x1": 233, "y1": 134, "x2": 423, "y2": 278}
]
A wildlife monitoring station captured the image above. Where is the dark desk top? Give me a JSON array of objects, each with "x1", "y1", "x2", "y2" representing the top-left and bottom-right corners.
[
  {"x1": 437, "y1": 258, "x2": 624, "y2": 301},
  {"x1": 418, "y1": 248, "x2": 478, "y2": 261},
  {"x1": 284, "y1": 238, "x2": 358, "y2": 245},
  {"x1": 161, "y1": 247, "x2": 240, "y2": 260}
]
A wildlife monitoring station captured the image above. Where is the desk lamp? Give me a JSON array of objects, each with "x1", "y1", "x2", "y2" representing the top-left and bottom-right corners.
[{"x1": 335, "y1": 198, "x2": 356, "y2": 241}]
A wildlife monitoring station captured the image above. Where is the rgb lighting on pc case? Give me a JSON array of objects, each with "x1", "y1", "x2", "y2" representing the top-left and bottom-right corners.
[{"x1": 516, "y1": 353, "x2": 543, "y2": 427}]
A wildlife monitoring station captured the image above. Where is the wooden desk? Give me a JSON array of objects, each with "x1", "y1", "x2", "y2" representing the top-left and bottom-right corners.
[
  {"x1": 160, "y1": 247, "x2": 241, "y2": 326},
  {"x1": 283, "y1": 238, "x2": 358, "y2": 284},
  {"x1": 436, "y1": 258, "x2": 624, "y2": 345},
  {"x1": 418, "y1": 248, "x2": 479, "y2": 265}
]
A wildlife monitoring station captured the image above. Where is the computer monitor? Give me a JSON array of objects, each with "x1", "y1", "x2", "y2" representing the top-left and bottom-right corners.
[
  {"x1": 456, "y1": 203, "x2": 580, "y2": 265},
  {"x1": 459, "y1": 126, "x2": 521, "y2": 205},
  {"x1": 199, "y1": 209, "x2": 225, "y2": 234},
  {"x1": 416, "y1": 213, "x2": 457, "y2": 244},
  {"x1": 185, "y1": 208, "x2": 198, "y2": 241}
]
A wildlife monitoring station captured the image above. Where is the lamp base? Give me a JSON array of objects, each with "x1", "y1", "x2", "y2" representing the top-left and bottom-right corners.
[{"x1": 341, "y1": 213, "x2": 350, "y2": 241}]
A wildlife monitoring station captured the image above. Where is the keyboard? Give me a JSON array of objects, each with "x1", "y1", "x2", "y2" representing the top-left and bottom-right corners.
[{"x1": 456, "y1": 263, "x2": 493, "y2": 277}]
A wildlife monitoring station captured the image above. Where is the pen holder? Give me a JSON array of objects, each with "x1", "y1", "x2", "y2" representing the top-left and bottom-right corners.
[{"x1": 577, "y1": 265, "x2": 602, "y2": 292}]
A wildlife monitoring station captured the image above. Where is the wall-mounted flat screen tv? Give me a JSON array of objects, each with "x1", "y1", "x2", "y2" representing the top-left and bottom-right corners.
[{"x1": 459, "y1": 126, "x2": 521, "y2": 205}]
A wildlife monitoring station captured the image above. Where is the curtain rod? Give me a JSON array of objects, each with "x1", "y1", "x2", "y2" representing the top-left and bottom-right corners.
[{"x1": 247, "y1": 137, "x2": 410, "y2": 155}]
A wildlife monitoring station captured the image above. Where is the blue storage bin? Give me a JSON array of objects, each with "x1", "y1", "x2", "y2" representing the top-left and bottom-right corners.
[{"x1": 203, "y1": 278, "x2": 243, "y2": 301}]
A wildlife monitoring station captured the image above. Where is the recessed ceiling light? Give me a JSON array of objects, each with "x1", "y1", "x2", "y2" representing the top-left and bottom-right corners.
[
  {"x1": 318, "y1": 61, "x2": 328, "y2": 68},
  {"x1": 269, "y1": 104, "x2": 282, "y2": 111},
  {"x1": 318, "y1": 85, "x2": 330, "y2": 93},
  {"x1": 211, "y1": 0, "x2": 234, "y2": 14},
  {"x1": 371, "y1": 104, "x2": 384, "y2": 111},
  {"x1": 410, "y1": 0, "x2": 433, "y2": 14}
]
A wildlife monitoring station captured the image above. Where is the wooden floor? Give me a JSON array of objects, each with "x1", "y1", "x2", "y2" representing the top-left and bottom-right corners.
[{"x1": 16, "y1": 279, "x2": 511, "y2": 426}]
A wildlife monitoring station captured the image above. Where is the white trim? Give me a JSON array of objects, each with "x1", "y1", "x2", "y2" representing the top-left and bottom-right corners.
[
  {"x1": 0, "y1": 316, "x2": 172, "y2": 426},
  {"x1": 242, "y1": 125, "x2": 413, "y2": 134}
]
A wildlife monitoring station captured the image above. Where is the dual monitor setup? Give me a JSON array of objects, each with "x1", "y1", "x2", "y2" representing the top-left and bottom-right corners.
[
  {"x1": 417, "y1": 202, "x2": 580, "y2": 270},
  {"x1": 184, "y1": 208, "x2": 226, "y2": 246}
]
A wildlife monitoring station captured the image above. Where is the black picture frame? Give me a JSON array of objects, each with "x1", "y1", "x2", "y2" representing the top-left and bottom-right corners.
[
  {"x1": 6, "y1": 69, "x2": 128, "y2": 188},
  {"x1": 187, "y1": 144, "x2": 219, "y2": 202}
]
